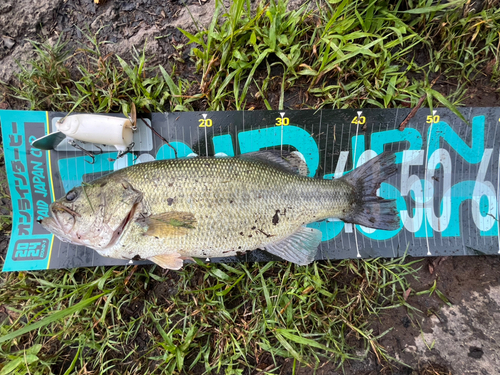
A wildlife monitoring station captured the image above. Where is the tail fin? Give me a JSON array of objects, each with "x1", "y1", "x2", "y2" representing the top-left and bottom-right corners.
[{"x1": 340, "y1": 152, "x2": 400, "y2": 231}]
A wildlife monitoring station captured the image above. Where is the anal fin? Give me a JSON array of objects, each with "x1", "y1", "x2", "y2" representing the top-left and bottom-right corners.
[
  {"x1": 265, "y1": 226, "x2": 322, "y2": 265},
  {"x1": 149, "y1": 253, "x2": 187, "y2": 270}
]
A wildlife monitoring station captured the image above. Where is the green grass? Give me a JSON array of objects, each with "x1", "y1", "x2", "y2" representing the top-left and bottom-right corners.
[
  {"x1": 0, "y1": 258, "x2": 421, "y2": 374},
  {"x1": 1, "y1": 0, "x2": 499, "y2": 373},
  {"x1": 5, "y1": 0, "x2": 499, "y2": 114}
]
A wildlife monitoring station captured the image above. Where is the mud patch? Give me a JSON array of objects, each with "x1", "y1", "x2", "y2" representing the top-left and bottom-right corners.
[
  {"x1": 281, "y1": 257, "x2": 499, "y2": 374},
  {"x1": 0, "y1": 0, "x2": 205, "y2": 84},
  {"x1": 411, "y1": 284, "x2": 500, "y2": 374},
  {"x1": 149, "y1": 271, "x2": 180, "y2": 304}
]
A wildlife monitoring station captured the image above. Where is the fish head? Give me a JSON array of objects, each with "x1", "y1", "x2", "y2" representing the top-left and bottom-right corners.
[{"x1": 41, "y1": 177, "x2": 143, "y2": 249}]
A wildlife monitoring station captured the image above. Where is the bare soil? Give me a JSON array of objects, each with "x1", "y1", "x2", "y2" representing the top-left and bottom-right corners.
[{"x1": 1, "y1": 1, "x2": 500, "y2": 374}]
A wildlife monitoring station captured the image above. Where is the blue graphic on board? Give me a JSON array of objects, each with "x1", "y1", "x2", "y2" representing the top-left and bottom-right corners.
[{"x1": 238, "y1": 126, "x2": 319, "y2": 177}]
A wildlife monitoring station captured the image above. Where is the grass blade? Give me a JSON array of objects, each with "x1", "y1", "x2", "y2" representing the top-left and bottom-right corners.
[
  {"x1": 276, "y1": 329, "x2": 343, "y2": 356},
  {"x1": 0, "y1": 293, "x2": 104, "y2": 344},
  {"x1": 425, "y1": 87, "x2": 469, "y2": 125},
  {"x1": 400, "y1": 0, "x2": 465, "y2": 14},
  {"x1": 274, "y1": 332, "x2": 304, "y2": 362},
  {"x1": 63, "y1": 344, "x2": 82, "y2": 375}
]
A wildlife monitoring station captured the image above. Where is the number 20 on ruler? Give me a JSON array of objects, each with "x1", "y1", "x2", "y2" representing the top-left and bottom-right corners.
[{"x1": 199, "y1": 119, "x2": 213, "y2": 127}]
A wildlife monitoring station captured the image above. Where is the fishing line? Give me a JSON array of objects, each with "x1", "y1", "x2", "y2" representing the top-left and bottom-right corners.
[{"x1": 143, "y1": 115, "x2": 178, "y2": 159}]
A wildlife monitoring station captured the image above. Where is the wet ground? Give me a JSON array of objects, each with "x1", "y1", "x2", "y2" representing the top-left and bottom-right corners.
[
  {"x1": 256, "y1": 255, "x2": 500, "y2": 375},
  {"x1": 0, "y1": 0, "x2": 199, "y2": 85},
  {"x1": 1, "y1": 1, "x2": 500, "y2": 374}
]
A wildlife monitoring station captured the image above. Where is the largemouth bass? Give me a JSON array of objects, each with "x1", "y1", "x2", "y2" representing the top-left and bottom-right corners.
[{"x1": 40, "y1": 151, "x2": 399, "y2": 269}]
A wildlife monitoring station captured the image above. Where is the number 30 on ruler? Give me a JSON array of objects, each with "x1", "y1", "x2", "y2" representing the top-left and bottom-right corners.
[{"x1": 276, "y1": 117, "x2": 290, "y2": 126}]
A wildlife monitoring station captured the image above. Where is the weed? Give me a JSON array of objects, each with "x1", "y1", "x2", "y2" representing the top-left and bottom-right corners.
[{"x1": 9, "y1": 35, "x2": 72, "y2": 111}]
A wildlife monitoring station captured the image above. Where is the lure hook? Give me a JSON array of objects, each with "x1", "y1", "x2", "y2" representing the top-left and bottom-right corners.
[
  {"x1": 109, "y1": 142, "x2": 136, "y2": 162},
  {"x1": 68, "y1": 139, "x2": 96, "y2": 164}
]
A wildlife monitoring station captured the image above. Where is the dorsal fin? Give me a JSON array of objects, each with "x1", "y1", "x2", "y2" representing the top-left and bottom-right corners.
[{"x1": 239, "y1": 150, "x2": 309, "y2": 176}]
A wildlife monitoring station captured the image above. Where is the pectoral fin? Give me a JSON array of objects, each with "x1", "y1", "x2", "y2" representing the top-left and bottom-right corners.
[
  {"x1": 149, "y1": 253, "x2": 186, "y2": 270},
  {"x1": 143, "y1": 212, "x2": 196, "y2": 237},
  {"x1": 265, "y1": 226, "x2": 322, "y2": 265}
]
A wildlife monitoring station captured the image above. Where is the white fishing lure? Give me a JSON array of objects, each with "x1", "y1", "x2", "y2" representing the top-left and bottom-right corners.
[{"x1": 31, "y1": 104, "x2": 138, "y2": 162}]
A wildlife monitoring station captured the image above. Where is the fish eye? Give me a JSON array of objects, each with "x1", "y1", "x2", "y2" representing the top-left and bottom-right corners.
[{"x1": 65, "y1": 190, "x2": 78, "y2": 202}]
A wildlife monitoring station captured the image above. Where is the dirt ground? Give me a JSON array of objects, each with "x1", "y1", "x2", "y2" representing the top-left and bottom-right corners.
[{"x1": 1, "y1": 1, "x2": 500, "y2": 374}]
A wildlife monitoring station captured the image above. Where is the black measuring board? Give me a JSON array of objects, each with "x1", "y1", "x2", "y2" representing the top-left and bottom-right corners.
[{"x1": 1, "y1": 107, "x2": 499, "y2": 271}]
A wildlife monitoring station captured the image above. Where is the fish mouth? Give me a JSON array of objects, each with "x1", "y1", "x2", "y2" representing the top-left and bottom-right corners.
[
  {"x1": 105, "y1": 202, "x2": 139, "y2": 248},
  {"x1": 40, "y1": 204, "x2": 65, "y2": 233},
  {"x1": 40, "y1": 204, "x2": 79, "y2": 244}
]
